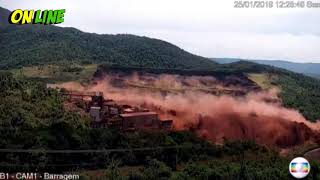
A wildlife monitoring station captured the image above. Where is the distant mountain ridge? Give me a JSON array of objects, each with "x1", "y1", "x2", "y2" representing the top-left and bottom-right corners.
[
  {"x1": 0, "y1": 7, "x2": 217, "y2": 69},
  {"x1": 212, "y1": 58, "x2": 320, "y2": 78}
]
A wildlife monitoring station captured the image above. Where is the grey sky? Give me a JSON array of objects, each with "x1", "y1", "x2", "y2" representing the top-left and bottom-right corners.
[{"x1": 1, "y1": 0, "x2": 320, "y2": 63}]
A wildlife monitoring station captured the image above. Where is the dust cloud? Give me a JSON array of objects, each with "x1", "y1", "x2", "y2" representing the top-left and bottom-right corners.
[{"x1": 57, "y1": 73, "x2": 320, "y2": 147}]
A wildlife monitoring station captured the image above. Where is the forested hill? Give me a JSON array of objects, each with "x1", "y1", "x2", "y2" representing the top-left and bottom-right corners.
[
  {"x1": 0, "y1": 7, "x2": 217, "y2": 69},
  {"x1": 0, "y1": 7, "x2": 9, "y2": 26},
  {"x1": 212, "y1": 58, "x2": 320, "y2": 78}
]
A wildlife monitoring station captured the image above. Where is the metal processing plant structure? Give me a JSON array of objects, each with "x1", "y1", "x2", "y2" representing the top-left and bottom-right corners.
[{"x1": 62, "y1": 91, "x2": 173, "y2": 131}]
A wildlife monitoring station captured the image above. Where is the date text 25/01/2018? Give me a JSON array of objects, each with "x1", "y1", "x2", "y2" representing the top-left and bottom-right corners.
[{"x1": 233, "y1": 1, "x2": 313, "y2": 8}]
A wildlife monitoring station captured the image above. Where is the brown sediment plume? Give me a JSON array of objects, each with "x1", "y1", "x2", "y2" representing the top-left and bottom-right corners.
[{"x1": 58, "y1": 73, "x2": 320, "y2": 147}]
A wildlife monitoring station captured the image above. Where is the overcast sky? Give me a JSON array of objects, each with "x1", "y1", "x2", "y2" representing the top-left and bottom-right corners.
[{"x1": 1, "y1": 0, "x2": 320, "y2": 63}]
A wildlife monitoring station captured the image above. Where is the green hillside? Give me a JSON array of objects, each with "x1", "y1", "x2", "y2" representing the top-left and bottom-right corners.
[
  {"x1": 212, "y1": 57, "x2": 320, "y2": 77},
  {"x1": 275, "y1": 71, "x2": 320, "y2": 122},
  {"x1": 0, "y1": 7, "x2": 216, "y2": 70}
]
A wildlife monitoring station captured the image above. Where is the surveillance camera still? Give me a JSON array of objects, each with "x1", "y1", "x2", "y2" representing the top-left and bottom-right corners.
[{"x1": 1, "y1": 0, "x2": 320, "y2": 179}]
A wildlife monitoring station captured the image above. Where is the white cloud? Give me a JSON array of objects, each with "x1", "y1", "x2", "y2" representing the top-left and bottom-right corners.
[{"x1": 1, "y1": 0, "x2": 320, "y2": 62}]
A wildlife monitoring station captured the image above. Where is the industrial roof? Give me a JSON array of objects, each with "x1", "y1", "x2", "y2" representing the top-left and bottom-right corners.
[
  {"x1": 120, "y1": 112, "x2": 157, "y2": 118},
  {"x1": 62, "y1": 91, "x2": 103, "y2": 97}
]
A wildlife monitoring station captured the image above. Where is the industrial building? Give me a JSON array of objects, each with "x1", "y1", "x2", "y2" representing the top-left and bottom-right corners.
[{"x1": 62, "y1": 90, "x2": 173, "y2": 131}]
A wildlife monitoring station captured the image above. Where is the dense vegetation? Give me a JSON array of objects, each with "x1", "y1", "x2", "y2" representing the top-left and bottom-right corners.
[
  {"x1": 0, "y1": 7, "x2": 216, "y2": 70},
  {"x1": 89, "y1": 151, "x2": 320, "y2": 180},
  {"x1": 275, "y1": 71, "x2": 320, "y2": 122}
]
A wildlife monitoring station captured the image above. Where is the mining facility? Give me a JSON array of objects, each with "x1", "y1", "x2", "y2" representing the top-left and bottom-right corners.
[{"x1": 62, "y1": 91, "x2": 173, "y2": 131}]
